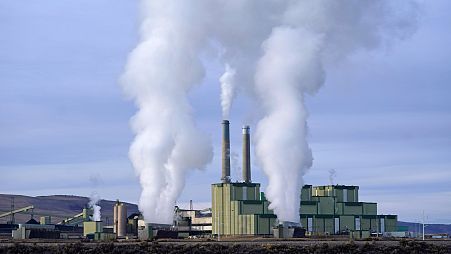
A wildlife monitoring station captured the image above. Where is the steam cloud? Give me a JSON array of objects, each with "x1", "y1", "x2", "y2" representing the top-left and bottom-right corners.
[
  {"x1": 329, "y1": 169, "x2": 337, "y2": 185},
  {"x1": 121, "y1": 1, "x2": 214, "y2": 223},
  {"x1": 253, "y1": 1, "x2": 418, "y2": 222},
  {"x1": 122, "y1": 0, "x2": 418, "y2": 223},
  {"x1": 89, "y1": 192, "x2": 101, "y2": 222},
  {"x1": 220, "y1": 64, "x2": 236, "y2": 119}
]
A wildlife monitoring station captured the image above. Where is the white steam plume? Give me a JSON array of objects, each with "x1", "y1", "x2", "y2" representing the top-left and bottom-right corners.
[
  {"x1": 255, "y1": 27, "x2": 320, "y2": 222},
  {"x1": 329, "y1": 169, "x2": 337, "y2": 185},
  {"x1": 219, "y1": 64, "x2": 236, "y2": 119},
  {"x1": 122, "y1": 0, "x2": 418, "y2": 224},
  {"x1": 89, "y1": 192, "x2": 101, "y2": 222},
  {"x1": 121, "y1": 1, "x2": 213, "y2": 223},
  {"x1": 230, "y1": 151, "x2": 241, "y2": 181},
  {"x1": 254, "y1": 1, "x2": 418, "y2": 223}
]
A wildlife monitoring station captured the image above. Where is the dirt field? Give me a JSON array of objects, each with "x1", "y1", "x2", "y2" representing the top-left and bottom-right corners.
[{"x1": 0, "y1": 239, "x2": 450, "y2": 253}]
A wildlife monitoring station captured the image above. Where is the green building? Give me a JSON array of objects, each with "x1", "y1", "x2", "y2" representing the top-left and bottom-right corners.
[
  {"x1": 211, "y1": 182, "x2": 277, "y2": 236},
  {"x1": 211, "y1": 121, "x2": 396, "y2": 237},
  {"x1": 211, "y1": 122, "x2": 276, "y2": 236},
  {"x1": 300, "y1": 185, "x2": 397, "y2": 235}
]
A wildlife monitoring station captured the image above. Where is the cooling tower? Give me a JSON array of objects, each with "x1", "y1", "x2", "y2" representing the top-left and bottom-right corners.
[
  {"x1": 242, "y1": 125, "x2": 251, "y2": 183},
  {"x1": 221, "y1": 120, "x2": 231, "y2": 183}
]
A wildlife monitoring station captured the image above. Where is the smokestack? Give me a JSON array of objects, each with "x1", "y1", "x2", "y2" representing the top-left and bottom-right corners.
[
  {"x1": 222, "y1": 120, "x2": 231, "y2": 183},
  {"x1": 242, "y1": 125, "x2": 251, "y2": 183}
]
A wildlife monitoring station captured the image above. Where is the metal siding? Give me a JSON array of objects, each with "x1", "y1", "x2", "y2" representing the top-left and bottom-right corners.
[
  {"x1": 315, "y1": 217, "x2": 324, "y2": 233},
  {"x1": 324, "y1": 218, "x2": 334, "y2": 234},
  {"x1": 300, "y1": 203, "x2": 317, "y2": 215},
  {"x1": 340, "y1": 215, "x2": 355, "y2": 231},
  {"x1": 300, "y1": 218, "x2": 307, "y2": 229},
  {"x1": 336, "y1": 189, "x2": 344, "y2": 202},
  {"x1": 361, "y1": 217, "x2": 371, "y2": 230},
  {"x1": 363, "y1": 203, "x2": 377, "y2": 215},
  {"x1": 344, "y1": 203, "x2": 363, "y2": 215},
  {"x1": 319, "y1": 197, "x2": 334, "y2": 215},
  {"x1": 213, "y1": 183, "x2": 274, "y2": 236},
  {"x1": 385, "y1": 216, "x2": 397, "y2": 232}
]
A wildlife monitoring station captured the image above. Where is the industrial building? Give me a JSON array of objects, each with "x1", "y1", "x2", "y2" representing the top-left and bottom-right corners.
[
  {"x1": 175, "y1": 205, "x2": 212, "y2": 237},
  {"x1": 211, "y1": 121, "x2": 277, "y2": 236},
  {"x1": 210, "y1": 120, "x2": 400, "y2": 238},
  {"x1": 0, "y1": 119, "x2": 404, "y2": 240},
  {"x1": 300, "y1": 184, "x2": 398, "y2": 237},
  {"x1": 1, "y1": 199, "x2": 138, "y2": 240}
]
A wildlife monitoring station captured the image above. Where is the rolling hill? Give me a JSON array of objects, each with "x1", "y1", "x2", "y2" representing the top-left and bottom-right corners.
[{"x1": 0, "y1": 194, "x2": 139, "y2": 225}]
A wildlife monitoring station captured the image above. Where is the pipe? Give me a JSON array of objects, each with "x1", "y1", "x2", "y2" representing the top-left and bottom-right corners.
[
  {"x1": 221, "y1": 120, "x2": 231, "y2": 183},
  {"x1": 242, "y1": 125, "x2": 251, "y2": 183}
]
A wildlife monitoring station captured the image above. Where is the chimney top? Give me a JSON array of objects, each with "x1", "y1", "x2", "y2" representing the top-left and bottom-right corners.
[{"x1": 242, "y1": 125, "x2": 250, "y2": 134}]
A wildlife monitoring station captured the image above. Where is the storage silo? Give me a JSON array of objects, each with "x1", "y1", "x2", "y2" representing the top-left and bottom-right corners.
[
  {"x1": 118, "y1": 203, "x2": 127, "y2": 237},
  {"x1": 113, "y1": 202, "x2": 118, "y2": 234},
  {"x1": 113, "y1": 201, "x2": 127, "y2": 237}
]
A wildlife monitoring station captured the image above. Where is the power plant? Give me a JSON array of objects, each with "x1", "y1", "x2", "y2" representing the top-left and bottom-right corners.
[
  {"x1": 0, "y1": 120, "x2": 415, "y2": 241},
  {"x1": 210, "y1": 120, "x2": 401, "y2": 238}
]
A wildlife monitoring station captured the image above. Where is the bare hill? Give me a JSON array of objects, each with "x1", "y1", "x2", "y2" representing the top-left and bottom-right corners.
[{"x1": 0, "y1": 194, "x2": 139, "y2": 225}]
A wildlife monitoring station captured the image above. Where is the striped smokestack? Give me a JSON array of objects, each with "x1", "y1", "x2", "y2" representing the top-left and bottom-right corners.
[
  {"x1": 221, "y1": 120, "x2": 231, "y2": 183},
  {"x1": 242, "y1": 125, "x2": 251, "y2": 183}
]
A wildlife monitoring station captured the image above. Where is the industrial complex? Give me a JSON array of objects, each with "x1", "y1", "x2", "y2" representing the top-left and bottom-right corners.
[{"x1": 0, "y1": 120, "x2": 437, "y2": 241}]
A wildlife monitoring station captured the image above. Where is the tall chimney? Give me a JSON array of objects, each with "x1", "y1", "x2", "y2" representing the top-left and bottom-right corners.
[
  {"x1": 221, "y1": 120, "x2": 231, "y2": 183},
  {"x1": 242, "y1": 125, "x2": 251, "y2": 183}
]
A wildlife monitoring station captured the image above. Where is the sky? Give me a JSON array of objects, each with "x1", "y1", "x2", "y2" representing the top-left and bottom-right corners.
[{"x1": 0, "y1": 1, "x2": 450, "y2": 223}]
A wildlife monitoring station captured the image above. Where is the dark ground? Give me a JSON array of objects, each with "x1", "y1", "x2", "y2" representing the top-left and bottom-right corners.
[{"x1": 0, "y1": 239, "x2": 451, "y2": 254}]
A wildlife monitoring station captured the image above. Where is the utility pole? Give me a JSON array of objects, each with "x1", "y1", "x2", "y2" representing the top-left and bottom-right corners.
[
  {"x1": 422, "y1": 211, "x2": 425, "y2": 241},
  {"x1": 10, "y1": 197, "x2": 15, "y2": 224}
]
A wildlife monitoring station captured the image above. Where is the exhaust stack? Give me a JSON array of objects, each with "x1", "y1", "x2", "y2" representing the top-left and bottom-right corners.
[
  {"x1": 221, "y1": 120, "x2": 231, "y2": 183},
  {"x1": 242, "y1": 126, "x2": 251, "y2": 183}
]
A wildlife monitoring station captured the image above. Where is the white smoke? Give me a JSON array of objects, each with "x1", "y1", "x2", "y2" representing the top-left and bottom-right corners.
[
  {"x1": 89, "y1": 192, "x2": 101, "y2": 222},
  {"x1": 329, "y1": 169, "x2": 337, "y2": 185},
  {"x1": 255, "y1": 27, "x2": 321, "y2": 222},
  {"x1": 219, "y1": 64, "x2": 236, "y2": 119},
  {"x1": 120, "y1": 1, "x2": 214, "y2": 223},
  {"x1": 253, "y1": 1, "x2": 418, "y2": 223},
  {"x1": 230, "y1": 151, "x2": 241, "y2": 181},
  {"x1": 122, "y1": 0, "x2": 418, "y2": 224}
]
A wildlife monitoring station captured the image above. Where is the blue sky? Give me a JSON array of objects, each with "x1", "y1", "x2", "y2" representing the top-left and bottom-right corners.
[{"x1": 0, "y1": 1, "x2": 450, "y2": 223}]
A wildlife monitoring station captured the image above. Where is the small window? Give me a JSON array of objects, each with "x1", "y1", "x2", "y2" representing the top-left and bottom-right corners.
[
  {"x1": 334, "y1": 218, "x2": 340, "y2": 233},
  {"x1": 355, "y1": 217, "x2": 361, "y2": 230},
  {"x1": 380, "y1": 218, "x2": 385, "y2": 233},
  {"x1": 307, "y1": 217, "x2": 313, "y2": 232}
]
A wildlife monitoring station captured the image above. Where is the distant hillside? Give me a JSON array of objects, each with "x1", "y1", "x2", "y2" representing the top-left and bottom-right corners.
[
  {"x1": 398, "y1": 221, "x2": 451, "y2": 235},
  {"x1": 0, "y1": 194, "x2": 139, "y2": 225}
]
